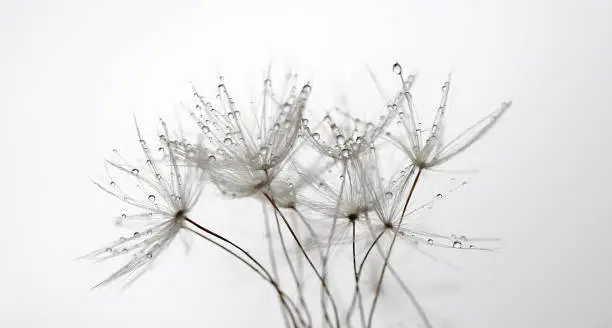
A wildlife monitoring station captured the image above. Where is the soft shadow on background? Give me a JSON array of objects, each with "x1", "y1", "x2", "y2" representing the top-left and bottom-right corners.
[{"x1": 1, "y1": 0, "x2": 611, "y2": 327}]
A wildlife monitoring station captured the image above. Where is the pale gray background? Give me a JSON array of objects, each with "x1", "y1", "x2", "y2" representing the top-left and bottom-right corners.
[{"x1": 1, "y1": 0, "x2": 611, "y2": 327}]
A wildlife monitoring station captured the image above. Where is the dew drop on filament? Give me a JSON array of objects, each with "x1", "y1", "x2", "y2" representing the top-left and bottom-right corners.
[
  {"x1": 131, "y1": 169, "x2": 139, "y2": 175},
  {"x1": 148, "y1": 195, "x2": 156, "y2": 202},
  {"x1": 392, "y1": 62, "x2": 403, "y2": 75},
  {"x1": 453, "y1": 241, "x2": 462, "y2": 248}
]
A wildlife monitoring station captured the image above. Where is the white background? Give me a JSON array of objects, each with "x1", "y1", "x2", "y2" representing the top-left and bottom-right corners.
[{"x1": 1, "y1": 0, "x2": 611, "y2": 327}]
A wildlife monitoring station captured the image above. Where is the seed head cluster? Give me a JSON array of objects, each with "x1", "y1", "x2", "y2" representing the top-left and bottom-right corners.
[{"x1": 84, "y1": 63, "x2": 511, "y2": 328}]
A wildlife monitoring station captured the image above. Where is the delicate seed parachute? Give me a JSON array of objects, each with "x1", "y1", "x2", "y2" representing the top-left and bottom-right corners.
[
  {"x1": 83, "y1": 119, "x2": 205, "y2": 288},
  {"x1": 187, "y1": 72, "x2": 311, "y2": 198}
]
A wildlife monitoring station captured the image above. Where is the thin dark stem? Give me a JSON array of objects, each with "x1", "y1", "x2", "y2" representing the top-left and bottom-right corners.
[
  {"x1": 294, "y1": 215, "x2": 305, "y2": 295},
  {"x1": 352, "y1": 221, "x2": 358, "y2": 280},
  {"x1": 359, "y1": 230, "x2": 385, "y2": 277},
  {"x1": 263, "y1": 192, "x2": 341, "y2": 328},
  {"x1": 272, "y1": 208, "x2": 314, "y2": 327},
  {"x1": 292, "y1": 206, "x2": 329, "y2": 326},
  {"x1": 321, "y1": 162, "x2": 348, "y2": 327},
  {"x1": 352, "y1": 220, "x2": 367, "y2": 328},
  {"x1": 262, "y1": 203, "x2": 292, "y2": 328},
  {"x1": 367, "y1": 167, "x2": 423, "y2": 328},
  {"x1": 291, "y1": 208, "x2": 325, "y2": 264},
  {"x1": 387, "y1": 264, "x2": 433, "y2": 328},
  {"x1": 346, "y1": 229, "x2": 384, "y2": 326},
  {"x1": 184, "y1": 225, "x2": 301, "y2": 328}
]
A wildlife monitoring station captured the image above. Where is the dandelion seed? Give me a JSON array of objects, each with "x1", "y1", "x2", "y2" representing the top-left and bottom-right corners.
[
  {"x1": 390, "y1": 62, "x2": 512, "y2": 168},
  {"x1": 186, "y1": 70, "x2": 311, "y2": 198},
  {"x1": 84, "y1": 119, "x2": 206, "y2": 288}
]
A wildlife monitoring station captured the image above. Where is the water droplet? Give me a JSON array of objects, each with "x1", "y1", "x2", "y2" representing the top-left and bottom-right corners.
[
  {"x1": 339, "y1": 175, "x2": 344, "y2": 181},
  {"x1": 121, "y1": 214, "x2": 127, "y2": 219},
  {"x1": 148, "y1": 195, "x2": 156, "y2": 202},
  {"x1": 146, "y1": 252, "x2": 153, "y2": 259},
  {"x1": 302, "y1": 118, "x2": 309, "y2": 126},
  {"x1": 453, "y1": 241, "x2": 462, "y2": 248},
  {"x1": 469, "y1": 244, "x2": 475, "y2": 249},
  {"x1": 385, "y1": 191, "x2": 393, "y2": 199},
  {"x1": 133, "y1": 232, "x2": 141, "y2": 238},
  {"x1": 264, "y1": 78, "x2": 272, "y2": 87},
  {"x1": 224, "y1": 137, "x2": 233, "y2": 145},
  {"x1": 336, "y1": 135, "x2": 345, "y2": 145},
  {"x1": 427, "y1": 238, "x2": 434, "y2": 245},
  {"x1": 341, "y1": 149, "x2": 350, "y2": 157},
  {"x1": 146, "y1": 229, "x2": 153, "y2": 235},
  {"x1": 392, "y1": 62, "x2": 403, "y2": 75},
  {"x1": 202, "y1": 125, "x2": 210, "y2": 133},
  {"x1": 302, "y1": 84, "x2": 312, "y2": 94},
  {"x1": 436, "y1": 193, "x2": 443, "y2": 199},
  {"x1": 131, "y1": 169, "x2": 139, "y2": 175},
  {"x1": 109, "y1": 181, "x2": 116, "y2": 187},
  {"x1": 119, "y1": 237, "x2": 126, "y2": 242},
  {"x1": 273, "y1": 123, "x2": 280, "y2": 130},
  {"x1": 208, "y1": 155, "x2": 216, "y2": 162},
  {"x1": 312, "y1": 133, "x2": 320, "y2": 140}
]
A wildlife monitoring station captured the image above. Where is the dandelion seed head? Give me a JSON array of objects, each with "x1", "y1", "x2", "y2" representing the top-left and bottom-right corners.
[
  {"x1": 85, "y1": 119, "x2": 206, "y2": 288},
  {"x1": 185, "y1": 71, "x2": 310, "y2": 197},
  {"x1": 391, "y1": 63, "x2": 511, "y2": 168}
]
